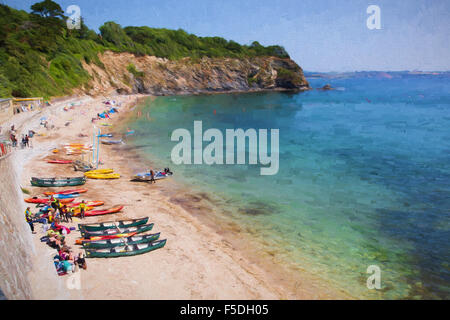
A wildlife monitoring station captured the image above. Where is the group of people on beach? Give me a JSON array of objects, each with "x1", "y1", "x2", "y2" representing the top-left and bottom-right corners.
[
  {"x1": 46, "y1": 228, "x2": 87, "y2": 275},
  {"x1": 50, "y1": 234, "x2": 87, "y2": 275},
  {"x1": 49, "y1": 197, "x2": 87, "y2": 221},
  {"x1": 25, "y1": 198, "x2": 87, "y2": 233},
  {"x1": 8, "y1": 124, "x2": 35, "y2": 148},
  {"x1": 92, "y1": 106, "x2": 119, "y2": 123},
  {"x1": 25, "y1": 198, "x2": 88, "y2": 275}
]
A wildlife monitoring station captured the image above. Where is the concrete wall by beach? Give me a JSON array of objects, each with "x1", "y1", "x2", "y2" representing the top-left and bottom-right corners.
[
  {"x1": 0, "y1": 152, "x2": 34, "y2": 299},
  {"x1": 0, "y1": 152, "x2": 69, "y2": 299},
  {"x1": 0, "y1": 99, "x2": 13, "y2": 125}
]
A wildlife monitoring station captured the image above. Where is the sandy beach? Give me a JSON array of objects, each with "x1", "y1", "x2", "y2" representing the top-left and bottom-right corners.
[{"x1": 6, "y1": 93, "x2": 349, "y2": 300}]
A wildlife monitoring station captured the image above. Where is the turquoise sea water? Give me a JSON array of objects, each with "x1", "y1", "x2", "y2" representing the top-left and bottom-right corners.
[{"x1": 123, "y1": 75, "x2": 450, "y2": 299}]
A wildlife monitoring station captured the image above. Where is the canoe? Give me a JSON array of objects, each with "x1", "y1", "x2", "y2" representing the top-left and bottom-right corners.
[
  {"x1": 25, "y1": 197, "x2": 75, "y2": 204},
  {"x1": 98, "y1": 134, "x2": 113, "y2": 138},
  {"x1": 43, "y1": 189, "x2": 88, "y2": 196},
  {"x1": 31, "y1": 178, "x2": 86, "y2": 187},
  {"x1": 31, "y1": 181, "x2": 85, "y2": 187},
  {"x1": 131, "y1": 171, "x2": 172, "y2": 182},
  {"x1": 82, "y1": 233, "x2": 160, "y2": 249},
  {"x1": 47, "y1": 160, "x2": 73, "y2": 164},
  {"x1": 85, "y1": 240, "x2": 167, "y2": 258},
  {"x1": 78, "y1": 217, "x2": 149, "y2": 232},
  {"x1": 75, "y1": 232, "x2": 137, "y2": 245},
  {"x1": 74, "y1": 205, "x2": 124, "y2": 217},
  {"x1": 68, "y1": 200, "x2": 104, "y2": 208},
  {"x1": 101, "y1": 139, "x2": 123, "y2": 145},
  {"x1": 32, "y1": 176, "x2": 85, "y2": 181},
  {"x1": 85, "y1": 173, "x2": 120, "y2": 179},
  {"x1": 80, "y1": 223, "x2": 154, "y2": 237},
  {"x1": 85, "y1": 169, "x2": 114, "y2": 175}
]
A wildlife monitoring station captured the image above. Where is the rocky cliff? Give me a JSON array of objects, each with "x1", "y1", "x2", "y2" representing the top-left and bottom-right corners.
[{"x1": 78, "y1": 52, "x2": 310, "y2": 96}]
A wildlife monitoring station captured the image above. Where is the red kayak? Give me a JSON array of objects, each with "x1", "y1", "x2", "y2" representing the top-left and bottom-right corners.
[
  {"x1": 75, "y1": 231, "x2": 137, "y2": 245},
  {"x1": 47, "y1": 160, "x2": 73, "y2": 164},
  {"x1": 74, "y1": 205, "x2": 123, "y2": 217},
  {"x1": 44, "y1": 189, "x2": 88, "y2": 196},
  {"x1": 24, "y1": 198, "x2": 75, "y2": 204},
  {"x1": 68, "y1": 201, "x2": 104, "y2": 208}
]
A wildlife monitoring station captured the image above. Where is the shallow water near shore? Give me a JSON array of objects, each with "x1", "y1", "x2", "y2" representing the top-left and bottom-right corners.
[{"x1": 120, "y1": 75, "x2": 450, "y2": 299}]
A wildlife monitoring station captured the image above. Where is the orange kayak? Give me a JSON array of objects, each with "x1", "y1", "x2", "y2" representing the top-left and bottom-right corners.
[
  {"x1": 24, "y1": 198, "x2": 75, "y2": 204},
  {"x1": 75, "y1": 232, "x2": 137, "y2": 245},
  {"x1": 44, "y1": 189, "x2": 88, "y2": 196},
  {"x1": 73, "y1": 206, "x2": 123, "y2": 217}
]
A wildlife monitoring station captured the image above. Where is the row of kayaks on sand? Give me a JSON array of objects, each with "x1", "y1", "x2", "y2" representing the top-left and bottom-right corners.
[
  {"x1": 25, "y1": 197, "x2": 121, "y2": 217},
  {"x1": 26, "y1": 190, "x2": 166, "y2": 257},
  {"x1": 77, "y1": 217, "x2": 166, "y2": 258},
  {"x1": 32, "y1": 137, "x2": 167, "y2": 260},
  {"x1": 31, "y1": 170, "x2": 172, "y2": 186}
]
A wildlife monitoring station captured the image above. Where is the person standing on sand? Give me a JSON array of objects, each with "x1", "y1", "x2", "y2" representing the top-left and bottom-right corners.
[
  {"x1": 149, "y1": 169, "x2": 156, "y2": 184},
  {"x1": 55, "y1": 199, "x2": 63, "y2": 219},
  {"x1": 50, "y1": 196, "x2": 58, "y2": 212},
  {"x1": 79, "y1": 200, "x2": 86, "y2": 219},
  {"x1": 10, "y1": 133, "x2": 16, "y2": 147},
  {"x1": 25, "y1": 207, "x2": 36, "y2": 234},
  {"x1": 68, "y1": 207, "x2": 74, "y2": 223},
  {"x1": 61, "y1": 205, "x2": 69, "y2": 222}
]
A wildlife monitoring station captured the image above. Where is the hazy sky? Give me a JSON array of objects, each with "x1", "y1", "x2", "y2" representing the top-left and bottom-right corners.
[{"x1": 3, "y1": 0, "x2": 450, "y2": 71}]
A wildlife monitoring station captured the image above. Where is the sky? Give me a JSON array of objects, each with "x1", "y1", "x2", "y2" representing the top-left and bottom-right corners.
[{"x1": 2, "y1": 0, "x2": 450, "y2": 72}]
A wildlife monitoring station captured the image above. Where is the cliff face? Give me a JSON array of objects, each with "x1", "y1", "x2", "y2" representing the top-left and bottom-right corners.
[{"x1": 78, "y1": 52, "x2": 310, "y2": 96}]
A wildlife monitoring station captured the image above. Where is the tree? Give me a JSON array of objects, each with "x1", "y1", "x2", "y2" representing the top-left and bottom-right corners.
[
  {"x1": 31, "y1": 0, "x2": 64, "y2": 18},
  {"x1": 99, "y1": 22, "x2": 135, "y2": 50}
]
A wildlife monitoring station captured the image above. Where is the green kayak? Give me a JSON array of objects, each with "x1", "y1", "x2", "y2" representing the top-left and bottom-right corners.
[
  {"x1": 81, "y1": 223, "x2": 154, "y2": 238},
  {"x1": 32, "y1": 176, "x2": 85, "y2": 181},
  {"x1": 85, "y1": 239, "x2": 167, "y2": 258},
  {"x1": 82, "y1": 232, "x2": 161, "y2": 249},
  {"x1": 78, "y1": 217, "x2": 149, "y2": 232},
  {"x1": 31, "y1": 179, "x2": 86, "y2": 187},
  {"x1": 31, "y1": 176, "x2": 86, "y2": 187}
]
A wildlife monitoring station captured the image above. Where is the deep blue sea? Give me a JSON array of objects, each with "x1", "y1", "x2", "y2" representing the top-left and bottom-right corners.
[{"x1": 123, "y1": 74, "x2": 450, "y2": 299}]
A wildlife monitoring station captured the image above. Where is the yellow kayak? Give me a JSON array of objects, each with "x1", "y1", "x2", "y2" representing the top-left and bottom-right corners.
[
  {"x1": 85, "y1": 169, "x2": 114, "y2": 175},
  {"x1": 70, "y1": 206, "x2": 93, "y2": 214},
  {"x1": 85, "y1": 173, "x2": 120, "y2": 179}
]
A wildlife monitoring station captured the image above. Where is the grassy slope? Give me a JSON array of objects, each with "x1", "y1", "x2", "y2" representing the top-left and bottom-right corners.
[{"x1": 0, "y1": 3, "x2": 291, "y2": 99}]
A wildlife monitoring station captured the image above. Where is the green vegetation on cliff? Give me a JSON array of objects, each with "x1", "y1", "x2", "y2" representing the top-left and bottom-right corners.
[{"x1": 0, "y1": 0, "x2": 291, "y2": 98}]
